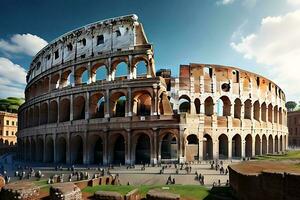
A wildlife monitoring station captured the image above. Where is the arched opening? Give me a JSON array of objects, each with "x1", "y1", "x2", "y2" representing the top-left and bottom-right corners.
[
  {"x1": 268, "y1": 104, "x2": 273, "y2": 123},
  {"x1": 262, "y1": 135, "x2": 267, "y2": 154},
  {"x1": 91, "y1": 64, "x2": 107, "y2": 82},
  {"x1": 274, "y1": 106, "x2": 278, "y2": 123},
  {"x1": 94, "y1": 137, "x2": 103, "y2": 165},
  {"x1": 90, "y1": 93, "x2": 105, "y2": 118},
  {"x1": 255, "y1": 135, "x2": 261, "y2": 155},
  {"x1": 113, "y1": 134, "x2": 125, "y2": 165},
  {"x1": 161, "y1": 133, "x2": 178, "y2": 160},
  {"x1": 56, "y1": 137, "x2": 67, "y2": 164},
  {"x1": 179, "y1": 95, "x2": 191, "y2": 113},
  {"x1": 111, "y1": 92, "x2": 126, "y2": 117},
  {"x1": 136, "y1": 61, "x2": 148, "y2": 78},
  {"x1": 75, "y1": 66, "x2": 88, "y2": 85},
  {"x1": 232, "y1": 134, "x2": 241, "y2": 158},
  {"x1": 194, "y1": 98, "x2": 201, "y2": 114},
  {"x1": 82, "y1": 69, "x2": 89, "y2": 84},
  {"x1": 133, "y1": 92, "x2": 152, "y2": 116},
  {"x1": 61, "y1": 69, "x2": 74, "y2": 87},
  {"x1": 73, "y1": 96, "x2": 85, "y2": 120},
  {"x1": 71, "y1": 135, "x2": 83, "y2": 164},
  {"x1": 30, "y1": 139, "x2": 36, "y2": 162},
  {"x1": 245, "y1": 134, "x2": 252, "y2": 157},
  {"x1": 253, "y1": 101, "x2": 260, "y2": 121},
  {"x1": 115, "y1": 62, "x2": 128, "y2": 79},
  {"x1": 275, "y1": 135, "x2": 279, "y2": 152},
  {"x1": 279, "y1": 108, "x2": 283, "y2": 124},
  {"x1": 261, "y1": 103, "x2": 267, "y2": 122},
  {"x1": 45, "y1": 137, "x2": 54, "y2": 163},
  {"x1": 186, "y1": 134, "x2": 199, "y2": 161},
  {"x1": 34, "y1": 106, "x2": 40, "y2": 126},
  {"x1": 36, "y1": 138, "x2": 44, "y2": 162},
  {"x1": 217, "y1": 96, "x2": 231, "y2": 116},
  {"x1": 40, "y1": 102, "x2": 48, "y2": 125},
  {"x1": 244, "y1": 99, "x2": 252, "y2": 119},
  {"x1": 234, "y1": 99, "x2": 242, "y2": 119},
  {"x1": 59, "y1": 98, "x2": 70, "y2": 122},
  {"x1": 49, "y1": 100, "x2": 58, "y2": 123},
  {"x1": 135, "y1": 134, "x2": 151, "y2": 164},
  {"x1": 268, "y1": 135, "x2": 273, "y2": 154},
  {"x1": 204, "y1": 97, "x2": 214, "y2": 116},
  {"x1": 50, "y1": 74, "x2": 60, "y2": 90},
  {"x1": 218, "y1": 134, "x2": 228, "y2": 159},
  {"x1": 203, "y1": 134, "x2": 213, "y2": 160}
]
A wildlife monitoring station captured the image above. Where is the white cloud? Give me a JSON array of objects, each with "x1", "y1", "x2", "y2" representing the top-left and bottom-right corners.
[
  {"x1": 216, "y1": 0, "x2": 235, "y2": 6},
  {"x1": 0, "y1": 33, "x2": 47, "y2": 56},
  {"x1": 231, "y1": 10, "x2": 300, "y2": 100},
  {"x1": 0, "y1": 57, "x2": 26, "y2": 98},
  {"x1": 287, "y1": 0, "x2": 300, "y2": 5}
]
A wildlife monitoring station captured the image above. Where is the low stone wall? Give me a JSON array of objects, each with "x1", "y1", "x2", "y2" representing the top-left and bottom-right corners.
[
  {"x1": 229, "y1": 165, "x2": 300, "y2": 200},
  {"x1": 94, "y1": 191, "x2": 123, "y2": 200},
  {"x1": 146, "y1": 189, "x2": 180, "y2": 200},
  {"x1": 0, "y1": 181, "x2": 40, "y2": 200},
  {"x1": 49, "y1": 182, "x2": 81, "y2": 200}
]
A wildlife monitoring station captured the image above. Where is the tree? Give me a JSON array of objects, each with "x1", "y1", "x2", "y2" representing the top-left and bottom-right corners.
[{"x1": 286, "y1": 101, "x2": 297, "y2": 112}]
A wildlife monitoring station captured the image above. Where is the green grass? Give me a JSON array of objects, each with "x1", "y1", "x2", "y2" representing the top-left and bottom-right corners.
[
  {"x1": 255, "y1": 150, "x2": 300, "y2": 161},
  {"x1": 82, "y1": 185, "x2": 210, "y2": 199},
  {"x1": 33, "y1": 179, "x2": 48, "y2": 186}
]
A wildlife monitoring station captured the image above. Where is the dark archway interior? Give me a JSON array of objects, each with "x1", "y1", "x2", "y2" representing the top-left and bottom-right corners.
[
  {"x1": 203, "y1": 134, "x2": 213, "y2": 160},
  {"x1": 56, "y1": 137, "x2": 66, "y2": 164},
  {"x1": 232, "y1": 134, "x2": 241, "y2": 158},
  {"x1": 135, "y1": 134, "x2": 151, "y2": 164},
  {"x1": 161, "y1": 134, "x2": 177, "y2": 160},
  {"x1": 94, "y1": 138, "x2": 103, "y2": 164},
  {"x1": 113, "y1": 135, "x2": 125, "y2": 164},
  {"x1": 71, "y1": 136, "x2": 83, "y2": 164},
  {"x1": 219, "y1": 134, "x2": 228, "y2": 159}
]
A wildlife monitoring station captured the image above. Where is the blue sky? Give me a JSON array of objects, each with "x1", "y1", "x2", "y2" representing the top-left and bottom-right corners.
[{"x1": 0, "y1": 0, "x2": 300, "y2": 101}]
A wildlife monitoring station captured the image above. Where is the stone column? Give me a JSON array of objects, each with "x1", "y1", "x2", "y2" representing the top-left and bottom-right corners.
[
  {"x1": 128, "y1": 55, "x2": 133, "y2": 79},
  {"x1": 153, "y1": 84, "x2": 158, "y2": 115},
  {"x1": 126, "y1": 130, "x2": 131, "y2": 165},
  {"x1": 70, "y1": 94, "x2": 73, "y2": 121},
  {"x1": 57, "y1": 97, "x2": 60, "y2": 123},
  {"x1": 53, "y1": 134, "x2": 57, "y2": 163},
  {"x1": 105, "y1": 89, "x2": 110, "y2": 118},
  {"x1": 127, "y1": 88, "x2": 132, "y2": 117},
  {"x1": 152, "y1": 129, "x2": 158, "y2": 165},
  {"x1": 107, "y1": 58, "x2": 112, "y2": 81},
  {"x1": 43, "y1": 134, "x2": 47, "y2": 163},
  {"x1": 252, "y1": 137, "x2": 255, "y2": 157},
  {"x1": 85, "y1": 91, "x2": 90, "y2": 119},
  {"x1": 213, "y1": 137, "x2": 219, "y2": 160},
  {"x1": 266, "y1": 136, "x2": 269, "y2": 154},
  {"x1": 83, "y1": 131, "x2": 88, "y2": 164},
  {"x1": 190, "y1": 100, "x2": 196, "y2": 114},
  {"x1": 228, "y1": 137, "x2": 232, "y2": 160},
  {"x1": 260, "y1": 139, "x2": 263, "y2": 155},
  {"x1": 198, "y1": 134, "x2": 203, "y2": 161},
  {"x1": 103, "y1": 131, "x2": 108, "y2": 165},
  {"x1": 66, "y1": 132, "x2": 71, "y2": 164},
  {"x1": 241, "y1": 138, "x2": 245, "y2": 158},
  {"x1": 87, "y1": 62, "x2": 92, "y2": 84}
]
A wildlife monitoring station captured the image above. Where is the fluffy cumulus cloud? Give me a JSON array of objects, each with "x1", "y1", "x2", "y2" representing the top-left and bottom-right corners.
[
  {"x1": 287, "y1": 0, "x2": 300, "y2": 5},
  {"x1": 0, "y1": 57, "x2": 26, "y2": 98},
  {"x1": 231, "y1": 10, "x2": 300, "y2": 100},
  {"x1": 216, "y1": 0, "x2": 235, "y2": 6},
  {"x1": 0, "y1": 33, "x2": 47, "y2": 56}
]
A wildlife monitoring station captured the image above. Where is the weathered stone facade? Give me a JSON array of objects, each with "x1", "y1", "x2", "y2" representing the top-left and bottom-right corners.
[
  {"x1": 288, "y1": 111, "x2": 300, "y2": 147},
  {"x1": 0, "y1": 111, "x2": 17, "y2": 146},
  {"x1": 17, "y1": 14, "x2": 288, "y2": 165}
]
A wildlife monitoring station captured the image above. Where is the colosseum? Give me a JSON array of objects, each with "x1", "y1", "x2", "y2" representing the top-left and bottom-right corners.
[{"x1": 17, "y1": 14, "x2": 288, "y2": 165}]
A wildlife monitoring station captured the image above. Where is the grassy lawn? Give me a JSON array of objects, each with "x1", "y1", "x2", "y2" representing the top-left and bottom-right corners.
[
  {"x1": 255, "y1": 150, "x2": 300, "y2": 161},
  {"x1": 82, "y1": 185, "x2": 210, "y2": 199}
]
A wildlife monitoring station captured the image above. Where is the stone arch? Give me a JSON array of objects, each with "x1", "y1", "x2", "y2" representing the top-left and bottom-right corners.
[
  {"x1": 75, "y1": 66, "x2": 88, "y2": 85},
  {"x1": 186, "y1": 134, "x2": 199, "y2": 161},
  {"x1": 134, "y1": 133, "x2": 151, "y2": 164},
  {"x1": 275, "y1": 135, "x2": 279, "y2": 152},
  {"x1": 135, "y1": 60, "x2": 148, "y2": 78},
  {"x1": 160, "y1": 132, "x2": 178, "y2": 160},
  {"x1": 111, "y1": 134, "x2": 126, "y2": 165},
  {"x1": 132, "y1": 91, "x2": 152, "y2": 116},
  {"x1": 194, "y1": 98, "x2": 201, "y2": 114},
  {"x1": 274, "y1": 105, "x2": 278, "y2": 123},
  {"x1": 268, "y1": 135, "x2": 274, "y2": 153},
  {"x1": 234, "y1": 98, "x2": 242, "y2": 119},
  {"x1": 217, "y1": 96, "x2": 231, "y2": 116},
  {"x1": 59, "y1": 98, "x2": 70, "y2": 122},
  {"x1": 255, "y1": 134, "x2": 261, "y2": 155},
  {"x1": 218, "y1": 134, "x2": 228, "y2": 159},
  {"x1": 49, "y1": 100, "x2": 58, "y2": 123},
  {"x1": 279, "y1": 135, "x2": 283, "y2": 151},
  {"x1": 36, "y1": 138, "x2": 44, "y2": 162},
  {"x1": 70, "y1": 135, "x2": 84, "y2": 164},
  {"x1": 56, "y1": 136, "x2": 67, "y2": 164},
  {"x1": 204, "y1": 97, "x2": 214, "y2": 116},
  {"x1": 179, "y1": 95, "x2": 191, "y2": 113},
  {"x1": 110, "y1": 92, "x2": 126, "y2": 117},
  {"x1": 245, "y1": 134, "x2": 252, "y2": 157},
  {"x1": 50, "y1": 73, "x2": 60, "y2": 90},
  {"x1": 33, "y1": 105, "x2": 40, "y2": 126},
  {"x1": 279, "y1": 107, "x2": 283, "y2": 124},
  {"x1": 30, "y1": 139, "x2": 36, "y2": 162},
  {"x1": 114, "y1": 61, "x2": 128, "y2": 79},
  {"x1": 61, "y1": 69, "x2": 73, "y2": 87},
  {"x1": 73, "y1": 95, "x2": 85, "y2": 120},
  {"x1": 253, "y1": 101, "x2": 260, "y2": 121},
  {"x1": 203, "y1": 134, "x2": 213, "y2": 160},
  {"x1": 45, "y1": 137, "x2": 54, "y2": 163},
  {"x1": 40, "y1": 102, "x2": 48, "y2": 125},
  {"x1": 261, "y1": 102, "x2": 267, "y2": 122},
  {"x1": 89, "y1": 92, "x2": 105, "y2": 118},
  {"x1": 232, "y1": 134, "x2": 241, "y2": 158},
  {"x1": 262, "y1": 134, "x2": 267, "y2": 154},
  {"x1": 244, "y1": 99, "x2": 252, "y2": 120},
  {"x1": 88, "y1": 134, "x2": 103, "y2": 164},
  {"x1": 268, "y1": 104, "x2": 273, "y2": 122},
  {"x1": 91, "y1": 63, "x2": 107, "y2": 82}
]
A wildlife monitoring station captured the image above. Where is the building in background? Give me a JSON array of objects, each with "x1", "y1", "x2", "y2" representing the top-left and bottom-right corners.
[
  {"x1": 0, "y1": 111, "x2": 17, "y2": 146},
  {"x1": 288, "y1": 111, "x2": 300, "y2": 148}
]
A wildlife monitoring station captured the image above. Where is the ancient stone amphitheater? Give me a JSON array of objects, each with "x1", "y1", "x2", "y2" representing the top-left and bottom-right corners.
[{"x1": 17, "y1": 14, "x2": 288, "y2": 165}]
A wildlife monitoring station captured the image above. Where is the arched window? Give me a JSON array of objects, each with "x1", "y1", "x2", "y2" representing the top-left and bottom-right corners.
[
  {"x1": 115, "y1": 62, "x2": 128, "y2": 78},
  {"x1": 136, "y1": 61, "x2": 147, "y2": 77}
]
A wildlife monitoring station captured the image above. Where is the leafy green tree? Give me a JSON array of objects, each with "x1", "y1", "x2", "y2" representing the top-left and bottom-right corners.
[
  {"x1": 0, "y1": 97, "x2": 24, "y2": 113},
  {"x1": 286, "y1": 101, "x2": 297, "y2": 112}
]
